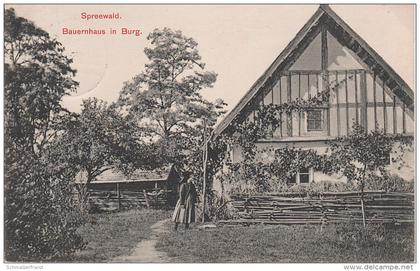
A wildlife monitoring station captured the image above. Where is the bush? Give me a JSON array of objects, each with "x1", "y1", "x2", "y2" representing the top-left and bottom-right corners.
[
  {"x1": 5, "y1": 152, "x2": 86, "y2": 262},
  {"x1": 221, "y1": 160, "x2": 413, "y2": 198},
  {"x1": 285, "y1": 180, "x2": 357, "y2": 194},
  {"x1": 204, "y1": 192, "x2": 236, "y2": 221},
  {"x1": 365, "y1": 174, "x2": 414, "y2": 192}
]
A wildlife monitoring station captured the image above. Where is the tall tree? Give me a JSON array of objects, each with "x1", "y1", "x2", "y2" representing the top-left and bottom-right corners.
[
  {"x1": 118, "y1": 27, "x2": 226, "y2": 170},
  {"x1": 58, "y1": 98, "x2": 159, "y2": 185},
  {"x1": 4, "y1": 8, "x2": 84, "y2": 261},
  {"x1": 4, "y1": 8, "x2": 78, "y2": 154},
  {"x1": 55, "y1": 98, "x2": 158, "y2": 210}
]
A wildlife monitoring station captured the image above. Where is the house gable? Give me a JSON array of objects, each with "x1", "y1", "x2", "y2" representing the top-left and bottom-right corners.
[
  {"x1": 214, "y1": 5, "x2": 414, "y2": 138},
  {"x1": 289, "y1": 32, "x2": 322, "y2": 71},
  {"x1": 327, "y1": 32, "x2": 364, "y2": 70},
  {"x1": 288, "y1": 31, "x2": 365, "y2": 71}
]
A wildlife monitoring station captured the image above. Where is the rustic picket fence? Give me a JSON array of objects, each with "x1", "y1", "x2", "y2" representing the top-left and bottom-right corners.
[
  {"x1": 218, "y1": 191, "x2": 414, "y2": 225},
  {"x1": 90, "y1": 190, "x2": 168, "y2": 211},
  {"x1": 74, "y1": 188, "x2": 174, "y2": 212}
]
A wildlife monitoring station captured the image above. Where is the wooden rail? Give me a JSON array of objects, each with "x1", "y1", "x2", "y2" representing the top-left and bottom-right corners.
[
  {"x1": 218, "y1": 191, "x2": 414, "y2": 225},
  {"x1": 74, "y1": 189, "x2": 173, "y2": 212}
]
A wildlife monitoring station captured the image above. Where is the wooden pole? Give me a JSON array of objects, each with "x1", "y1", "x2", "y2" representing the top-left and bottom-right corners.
[
  {"x1": 117, "y1": 183, "x2": 121, "y2": 210},
  {"x1": 361, "y1": 198, "x2": 366, "y2": 227},
  {"x1": 143, "y1": 189, "x2": 150, "y2": 209},
  {"x1": 202, "y1": 120, "x2": 208, "y2": 223}
]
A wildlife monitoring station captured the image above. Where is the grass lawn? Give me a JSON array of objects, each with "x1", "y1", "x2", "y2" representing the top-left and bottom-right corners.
[
  {"x1": 156, "y1": 223, "x2": 414, "y2": 263},
  {"x1": 67, "y1": 208, "x2": 171, "y2": 262}
]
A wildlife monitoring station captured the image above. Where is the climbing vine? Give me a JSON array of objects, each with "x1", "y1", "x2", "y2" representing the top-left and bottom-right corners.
[{"x1": 211, "y1": 76, "x2": 413, "y2": 198}]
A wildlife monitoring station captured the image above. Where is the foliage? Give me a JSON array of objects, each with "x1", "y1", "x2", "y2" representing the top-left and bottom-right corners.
[
  {"x1": 285, "y1": 180, "x2": 357, "y2": 194},
  {"x1": 57, "y1": 98, "x2": 158, "y2": 185},
  {"x1": 218, "y1": 161, "x2": 275, "y2": 195},
  {"x1": 117, "y1": 27, "x2": 228, "y2": 220},
  {"x1": 214, "y1": 86, "x2": 337, "y2": 196},
  {"x1": 206, "y1": 193, "x2": 236, "y2": 221},
  {"x1": 227, "y1": 74, "x2": 346, "y2": 139},
  {"x1": 219, "y1": 142, "x2": 334, "y2": 195},
  {"x1": 4, "y1": 8, "x2": 84, "y2": 261},
  {"x1": 5, "y1": 150, "x2": 86, "y2": 262},
  {"x1": 215, "y1": 73, "x2": 412, "y2": 198},
  {"x1": 118, "y1": 27, "x2": 226, "y2": 172},
  {"x1": 365, "y1": 174, "x2": 414, "y2": 193},
  {"x1": 271, "y1": 147, "x2": 329, "y2": 182},
  {"x1": 4, "y1": 8, "x2": 78, "y2": 154},
  {"x1": 328, "y1": 124, "x2": 413, "y2": 195}
]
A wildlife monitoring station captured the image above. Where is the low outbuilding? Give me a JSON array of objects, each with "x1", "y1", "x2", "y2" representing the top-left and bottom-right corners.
[{"x1": 76, "y1": 164, "x2": 181, "y2": 211}]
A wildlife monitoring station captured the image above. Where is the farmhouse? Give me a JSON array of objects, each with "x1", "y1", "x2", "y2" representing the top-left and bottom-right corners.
[{"x1": 213, "y1": 5, "x2": 414, "y2": 184}]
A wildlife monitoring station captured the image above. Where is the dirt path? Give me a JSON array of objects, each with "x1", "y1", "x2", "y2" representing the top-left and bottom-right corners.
[{"x1": 114, "y1": 218, "x2": 171, "y2": 263}]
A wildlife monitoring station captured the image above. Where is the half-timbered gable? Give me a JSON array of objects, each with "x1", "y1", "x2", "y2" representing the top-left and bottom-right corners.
[{"x1": 214, "y1": 5, "x2": 414, "y2": 182}]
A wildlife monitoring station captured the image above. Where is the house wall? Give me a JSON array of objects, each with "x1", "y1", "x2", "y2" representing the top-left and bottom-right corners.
[
  {"x1": 219, "y1": 25, "x2": 414, "y2": 189},
  {"x1": 228, "y1": 140, "x2": 414, "y2": 182},
  {"x1": 243, "y1": 27, "x2": 414, "y2": 139},
  {"x1": 246, "y1": 69, "x2": 413, "y2": 138}
]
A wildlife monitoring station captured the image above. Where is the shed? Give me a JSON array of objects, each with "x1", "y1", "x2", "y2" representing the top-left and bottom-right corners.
[{"x1": 76, "y1": 165, "x2": 181, "y2": 210}]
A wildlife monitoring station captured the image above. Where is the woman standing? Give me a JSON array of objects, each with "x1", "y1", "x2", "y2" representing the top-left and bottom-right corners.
[{"x1": 172, "y1": 172, "x2": 197, "y2": 230}]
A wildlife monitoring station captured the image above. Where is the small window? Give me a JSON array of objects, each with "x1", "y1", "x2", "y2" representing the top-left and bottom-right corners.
[
  {"x1": 298, "y1": 168, "x2": 310, "y2": 184},
  {"x1": 307, "y1": 110, "x2": 324, "y2": 131},
  {"x1": 290, "y1": 168, "x2": 313, "y2": 184}
]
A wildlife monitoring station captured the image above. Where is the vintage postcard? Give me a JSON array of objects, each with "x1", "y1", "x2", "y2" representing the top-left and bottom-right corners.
[{"x1": 3, "y1": 3, "x2": 416, "y2": 267}]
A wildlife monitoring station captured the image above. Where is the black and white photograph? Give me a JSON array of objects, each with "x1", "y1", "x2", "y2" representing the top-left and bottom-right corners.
[{"x1": 3, "y1": 3, "x2": 416, "y2": 267}]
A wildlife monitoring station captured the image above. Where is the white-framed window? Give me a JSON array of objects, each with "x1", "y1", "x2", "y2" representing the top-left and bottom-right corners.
[
  {"x1": 306, "y1": 109, "x2": 324, "y2": 132},
  {"x1": 290, "y1": 168, "x2": 314, "y2": 184}
]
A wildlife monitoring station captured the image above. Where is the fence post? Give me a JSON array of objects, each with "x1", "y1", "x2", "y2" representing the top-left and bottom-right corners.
[
  {"x1": 143, "y1": 189, "x2": 150, "y2": 209},
  {"x1": 361, "y1": 198, "x2": 366, "y2": 227},
  {"x1": 117, "y1": 183, "x2": 121, "y2": 210}
]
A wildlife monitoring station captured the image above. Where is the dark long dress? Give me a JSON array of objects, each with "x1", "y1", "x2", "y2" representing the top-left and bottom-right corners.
[
  {"x1": 172, "y1": 181, "x2": 196, "y2": 224},
  {"x1": 184, "y1": 183, "x2": 196, "y2": 224}
]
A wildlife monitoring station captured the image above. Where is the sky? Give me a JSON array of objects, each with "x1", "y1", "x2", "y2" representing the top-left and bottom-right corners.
[{"x1": 7, "y1": 4, "x2": 415, "y2": 114}]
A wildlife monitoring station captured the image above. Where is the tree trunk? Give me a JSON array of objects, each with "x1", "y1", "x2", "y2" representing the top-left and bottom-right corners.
[
  {"x1": 202, "y1": 121, "x2": 208, "y2": 223},
  {"x1": 75, "y1": 183, "x2": 89, "y2": 213}
]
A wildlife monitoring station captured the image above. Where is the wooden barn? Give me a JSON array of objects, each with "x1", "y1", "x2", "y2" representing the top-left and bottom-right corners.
[
  {"x1": 213, "y1": 5, "x2": 414, "y2": 184},
  {"x1": 76, "y1": 165, "x2": 181, "y2": 211}
]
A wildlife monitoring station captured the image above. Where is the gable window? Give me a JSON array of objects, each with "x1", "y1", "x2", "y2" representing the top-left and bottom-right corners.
[{"x1": 306, "y1": 109, "x2": 324, "y2": 132}]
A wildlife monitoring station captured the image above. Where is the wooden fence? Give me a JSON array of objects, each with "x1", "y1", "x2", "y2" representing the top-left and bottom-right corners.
[
  {"x1": 90, "y1": 189, "x2": 169, "y2": 211},
  {"x1": 218, "y1": 191, "x2": 414, "y2": 225},
  {"x1": 73, "y1": 187, "x2": 174, "y2": 212}
]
